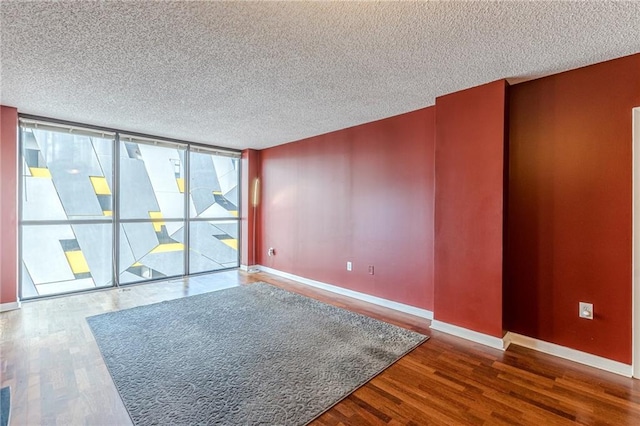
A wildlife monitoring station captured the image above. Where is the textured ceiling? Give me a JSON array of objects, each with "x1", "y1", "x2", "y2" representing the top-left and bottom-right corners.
[{"x1": 1, "y1": 1, "x2": 639, "y2": 150}]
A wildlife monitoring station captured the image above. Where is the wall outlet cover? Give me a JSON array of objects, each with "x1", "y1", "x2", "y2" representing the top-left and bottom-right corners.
[{"x1": 579, "y1": 302, "x2": 593, "y2": 320}]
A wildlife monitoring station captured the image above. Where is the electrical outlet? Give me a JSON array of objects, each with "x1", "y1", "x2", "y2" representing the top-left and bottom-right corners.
[
  {"x1": 267, "y1": 247, "x2": 275, "y2": 257},
  {"x1": 368, "y1": 265, "x2": 374, "y2": 275},
  {"x1": 579, "y1": 302, "x2": 593, "y2": 320},
  {"x1": 346, "y1": 261, "x2": 352, "y2": 271}
]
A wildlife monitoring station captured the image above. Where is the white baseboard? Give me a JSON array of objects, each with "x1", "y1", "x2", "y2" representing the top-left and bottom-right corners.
[
  {"x1": 257, "y1": 265, "x2": 433, "y2": 320},
  {"x1": 240, "y1": 264, "x2": 261, "y2": 273},
  {"x1": 0, "y1": 301, "x2": 21, "y2": 312},
  {"x1": 430, "y1": 320, "x2": 507, "y2": 350},
  {"x1": 254, "y1": 266, "x2": 633, "y2": 377},
  {"x1": 504, "y1": 332, "x2": 632, "y2": 377}
]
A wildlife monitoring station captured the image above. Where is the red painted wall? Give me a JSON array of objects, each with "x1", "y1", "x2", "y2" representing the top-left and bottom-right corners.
[
  {"x1": 259, "y1": 107, "x2": 435, "y2": 310},
  {"x1": 434, "y1": 81, "x2": 508, "y2": 337},
  {"x1": 240, "y1": 149, "x2": 261, "y2": 266},
  {"x1": 0, "y1": 105, "x2": 18, "y2": 305},
  {"x1": 506, "y1": 54, "x2": 640, "y2": 364}
]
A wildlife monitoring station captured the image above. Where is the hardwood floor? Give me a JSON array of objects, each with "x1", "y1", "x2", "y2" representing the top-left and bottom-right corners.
[{"x1": 2, "y1": 270, "x2": 640, "y2": 425}]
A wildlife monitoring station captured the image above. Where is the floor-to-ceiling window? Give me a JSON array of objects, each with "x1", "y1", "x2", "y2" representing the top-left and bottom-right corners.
[
  {"x1": 19, "y1": 117, "x2": 240, "y2": 299},
  {"x1": 20, "y1": 122, "x2": 115, "y2": 297},
  {"x1": 118, "y1": 137, "x2": 187, "y2": 283},
  {"x1": 188, "y1": 147, "x2": 240, "y2": 273}
]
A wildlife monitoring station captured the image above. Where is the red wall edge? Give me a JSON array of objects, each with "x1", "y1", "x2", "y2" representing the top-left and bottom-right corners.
[
  {"x1": 506, "y1": 54, "x2": 640, "y2": 364},
  {"x1": 434, "y1": 80, "x2": 507, "y2": 337},
  {"x1": 259, "y1": 107, "x2": 436, "y2": 310},
  {"x1": 0, "y1": 105, "x2": 19, "y2": 305},
  {"x1": 241, "y1": 149, "x2": 261, "y2": 266}
]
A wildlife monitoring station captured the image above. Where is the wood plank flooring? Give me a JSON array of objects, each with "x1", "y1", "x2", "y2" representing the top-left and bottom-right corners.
[{"x1": 1, "y1": 270, "x2": 640, "y2": 425}]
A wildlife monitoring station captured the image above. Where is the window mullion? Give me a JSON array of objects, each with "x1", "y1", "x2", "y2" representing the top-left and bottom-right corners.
[
  {"x1": 184, "y1": 145, "x2": 190, "y2": 276},
  {"x1": 113, "y1": 132, "x2": 121, "y2": 287}
]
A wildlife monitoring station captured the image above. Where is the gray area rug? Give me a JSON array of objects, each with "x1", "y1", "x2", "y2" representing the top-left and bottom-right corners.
[
  {"x1": 87, "y1": 282, "x2": 427, "y2": 425},
  {"x1": 0, "y1": 386, "x2": 9, "y2": 426}
]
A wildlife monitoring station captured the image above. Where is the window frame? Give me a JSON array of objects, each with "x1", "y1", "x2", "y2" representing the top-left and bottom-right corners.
[{"x1": 18, "y1": 114, "x2": 242, "y2": 299}]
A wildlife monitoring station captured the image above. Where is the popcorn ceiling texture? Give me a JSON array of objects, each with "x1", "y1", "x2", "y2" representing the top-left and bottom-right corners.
[{"x1": 1, "y1": 1, "x2": 639, "y2": 149}]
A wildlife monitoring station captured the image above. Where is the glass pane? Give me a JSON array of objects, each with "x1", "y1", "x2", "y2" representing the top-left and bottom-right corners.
[
  {"x1": 189, "y1": 220, "x2": 239, "y2": 273},
  {"x1": 120, "y1": 140, "x2": 186, "y2": 220},
  {"x1": 189, "y1": 152, "x2": 239, "y2": 218},
  {"x1": 21, "y1": 127, "x2": 114, "y2": 221},
  {"x1": 119, "y1": 222, "x2": 185, "y2": 283},
  {"x1": 21, "y1": 223, "x2": 113, "y2": 297}
]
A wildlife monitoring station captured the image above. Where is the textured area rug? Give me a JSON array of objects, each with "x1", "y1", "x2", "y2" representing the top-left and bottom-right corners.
[
  {"x1": 0, "y1": 387, "x2": 9, "y2": 426},
  {"x1": 87, "y1": 282, "x2": 427, "y2": 425}
]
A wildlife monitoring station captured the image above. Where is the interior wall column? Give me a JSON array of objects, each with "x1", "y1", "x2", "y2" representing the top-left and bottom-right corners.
[
  {"x1": 0, "y1": 105, "x2": 19, "y2": 311},
  {"x1": 240, "y1": 149, "x2": 261, "y2": 268},
  {"x1": 433, "y1": 81, "x2": 508, "y2": 340}
]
